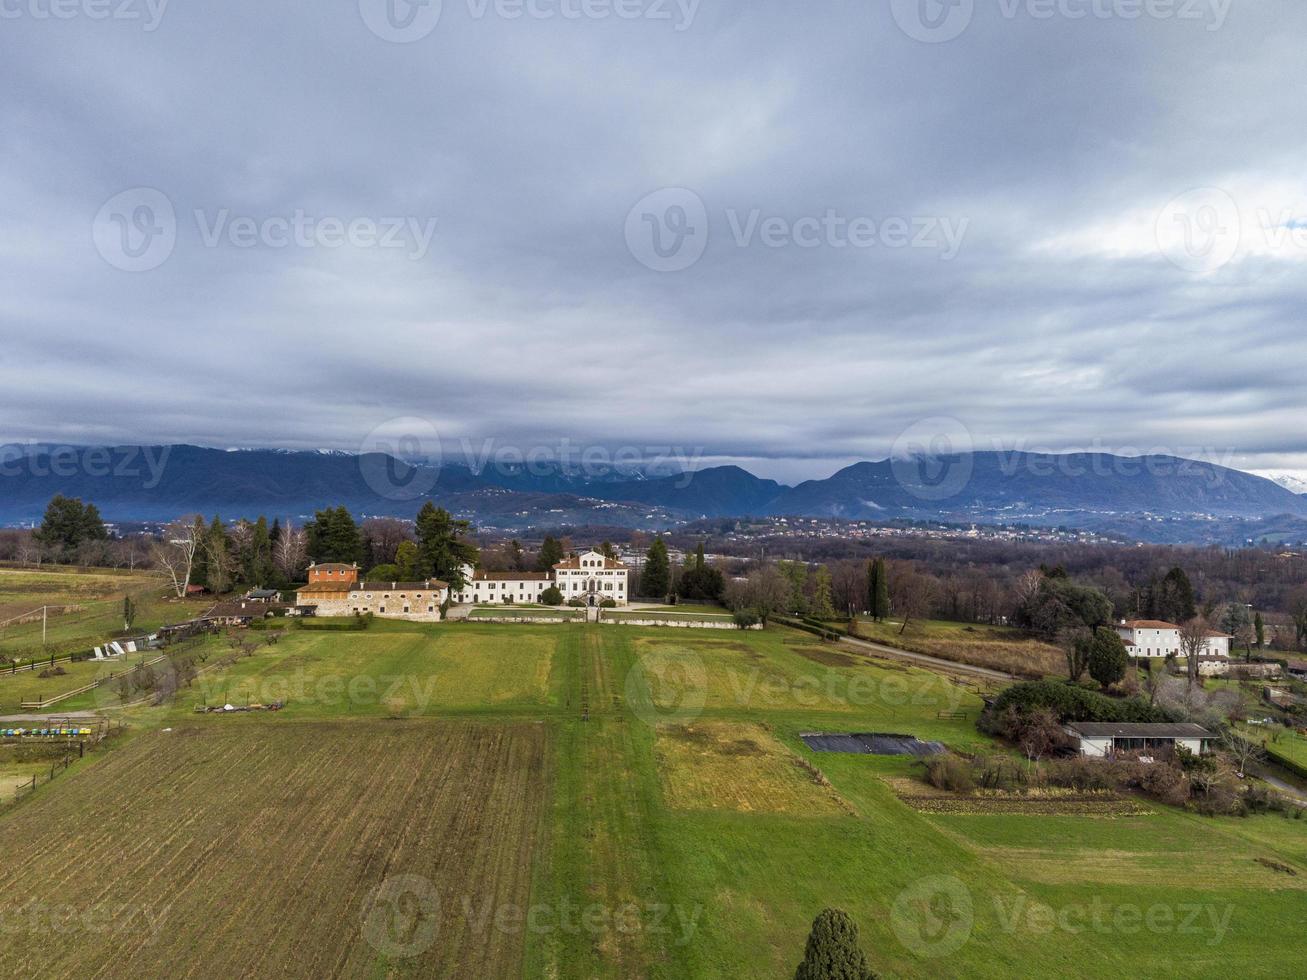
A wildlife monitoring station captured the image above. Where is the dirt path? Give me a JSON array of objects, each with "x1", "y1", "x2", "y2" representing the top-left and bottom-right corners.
[{"x1": 836, "y1": 633, "x2": 1018, "y2": 683}]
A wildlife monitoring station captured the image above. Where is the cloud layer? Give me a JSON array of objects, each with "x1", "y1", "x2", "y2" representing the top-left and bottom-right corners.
[{"x1": 2, "y1": 0, "x2": 1305, "y2": 484}]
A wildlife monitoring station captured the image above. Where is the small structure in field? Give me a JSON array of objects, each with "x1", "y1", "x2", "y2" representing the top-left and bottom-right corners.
[{"x1": 1063, "y1": 722, "x2": 1215, "y2": 759}]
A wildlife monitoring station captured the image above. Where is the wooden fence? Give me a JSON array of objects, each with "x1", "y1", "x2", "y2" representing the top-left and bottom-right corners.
[{"x1": 18, "y1": 656, "x2": 167, "y2": 710}]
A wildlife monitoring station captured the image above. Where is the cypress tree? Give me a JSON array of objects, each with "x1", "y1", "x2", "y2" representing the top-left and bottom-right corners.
[
  {"x1": 794, "y1": 908, "x2": 877, "y2": 980},
  {"x1": 641, "y1": 538, "x2": 671, "y2": 599}
]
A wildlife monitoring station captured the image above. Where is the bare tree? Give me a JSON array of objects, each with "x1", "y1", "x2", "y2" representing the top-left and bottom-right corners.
[
  {"x1": 1178, "y1": 617, "x2": 1210, "y2": 686},
  {"x1": 362, "y1": 517, "x2": 412, "y2": 567},
  {"x1": 725, "y1": 564, "x2": 790, "y2": 626},
  {"x1": 1014, "y1": 569, "x2": 1043, "y2": 609},
  {"x1": 891, "y1": 565, "x2": 932, "y2": 635},
  {"x1": 273, "y1": 520, "x2": 308, "y2": 581},
  {"x1": 151, "y1": 517, "x2": 203, "y2": 598},
  {"x1": 1221, "y1": 728, "x2": 1265, "y2": 778}
]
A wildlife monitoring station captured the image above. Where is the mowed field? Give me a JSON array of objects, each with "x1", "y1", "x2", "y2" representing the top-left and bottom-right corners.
[
  {"x1": 0, "y1": 721, "x2": 548, "y2": 978},
  {"x1": 2, "y1": 619, "x2": 1305, "y2": 978},
  {"x1": 849, "y1": 617, "x2": 1066, "y2": 678}
]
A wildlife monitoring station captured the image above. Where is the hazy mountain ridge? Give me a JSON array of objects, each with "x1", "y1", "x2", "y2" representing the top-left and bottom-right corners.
[{"x1": 2, "y1": 446, "x2": 1305, "y2": 538}]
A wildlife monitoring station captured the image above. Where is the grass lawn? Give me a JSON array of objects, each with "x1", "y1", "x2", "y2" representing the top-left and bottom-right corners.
[
  {"x1": 0, "y1": 649, "x2": 162, "y2": 711},
  {"x1": 2, "y1": 620, "x2": 1304, "y2": 978},
  {"x1": 849, "y1": 617, "x2": 1065, "y2": 678}
]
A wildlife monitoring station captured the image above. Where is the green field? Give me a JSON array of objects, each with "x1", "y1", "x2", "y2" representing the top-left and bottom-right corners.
[
  {"x1": 0, "y1": 567, "x2": 211, "y2": 662},
  {"x1": 2, "y1": 619, "x2": 1304, "y2": 978}
]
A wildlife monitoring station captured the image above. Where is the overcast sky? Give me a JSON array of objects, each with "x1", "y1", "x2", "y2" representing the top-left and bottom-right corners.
[{"x1": 2, "y1": 0, "x2": 1305, "y2": 484}]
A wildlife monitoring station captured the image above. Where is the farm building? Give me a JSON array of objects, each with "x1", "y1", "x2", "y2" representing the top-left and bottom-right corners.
[{"x1": 1063, "y1": 722, "x2": 1216, "y2": 759}]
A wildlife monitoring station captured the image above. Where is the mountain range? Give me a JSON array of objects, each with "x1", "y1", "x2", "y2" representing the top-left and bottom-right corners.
[{"x1": 2, "y1": 445, "x2": 1306, "y2": 542}]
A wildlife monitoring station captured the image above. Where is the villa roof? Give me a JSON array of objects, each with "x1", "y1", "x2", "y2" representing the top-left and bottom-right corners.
[
  {"x1": 296, "y1": 581, "x2": 353, "y2": 594},
  {"x1": 553, "y1": 552, "x2": 627, "y2": 571},
  {"x1": 1120, "y1": 620, "x2": 1179, "y2": 630},
  {"x1": 1065, "y1": 722, "x2": 1215, "y2": 739},
  {"x1": 473, "y1": 571, "x2": 551, "y2": 581},
  {"x1": 309, "y1": 562, "x2": 357, "y2": 570}
]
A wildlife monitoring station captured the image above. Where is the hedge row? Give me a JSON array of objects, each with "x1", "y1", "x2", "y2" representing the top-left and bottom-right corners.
[{"x1": 986, "y1": 680, "x2": 1179, "y2": 724}]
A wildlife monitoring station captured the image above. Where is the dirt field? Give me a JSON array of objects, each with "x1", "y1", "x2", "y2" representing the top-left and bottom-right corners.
[{"x1": 0, "y1": 720, "x2": 548, "y2": 979}]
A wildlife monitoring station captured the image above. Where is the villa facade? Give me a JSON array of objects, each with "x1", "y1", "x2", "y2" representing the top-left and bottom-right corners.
[
  {"x1": 296, "y1": 549, "x2": 630, "y2": 619},
  {"x1": 1114, "y1": 620, "x2": 1231, "y2": 659}
]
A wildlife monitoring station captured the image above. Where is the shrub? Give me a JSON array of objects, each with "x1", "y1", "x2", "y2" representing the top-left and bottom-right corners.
[
  {"x1": 1044, "y1": 756, "x2": 1117, "y2": 793},
  {"x1": 733, "y1": 610, "x2": 761, "y2": 630},
  {"x1": 539, "y1": 586, "x2": 563, "y2": 606},
  {"x1": 599, "y1": 598, "x2": 617, "y2": 608},
  {"x1": 924, "y1": 754, "x2": 976, "y2": 793},
  {"x1": 566, "y1": 598, "x2": 586, "y2": 607},
  {"x1": 982, "y1": 680, "x2": 1176, "y2": 732}
]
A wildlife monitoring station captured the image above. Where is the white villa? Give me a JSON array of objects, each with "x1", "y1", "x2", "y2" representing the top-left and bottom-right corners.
[
  {"x1": 1114, "y1": 620, "x2": 1231, "y2": 659},
  {"x1": 296, "y1": 549, "x2": 631, "y2": 619},
  {"x1": 453, "y1": 550, "x2": 630, "y2": 606}
]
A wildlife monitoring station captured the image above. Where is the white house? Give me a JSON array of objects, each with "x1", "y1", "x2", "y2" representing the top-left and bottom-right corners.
[
  {"x1": 452, "y1": 549, "x2": 630, "y2": 607},
  {"x1": 1114, "y1": 620, "x2": 1231, "y2": 659},
  {"x1": 1063, "y1": 722, "x2": 1216, "y2": 758}
]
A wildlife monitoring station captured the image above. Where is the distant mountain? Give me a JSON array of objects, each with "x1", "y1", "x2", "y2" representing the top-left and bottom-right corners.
[
  {"x1": 3, "y1": 445, "x2": 1306, "y2": 541},
  {"x1": 1258, "y1": 472, "x2": 1307, "y2": 496},
  {"x1": 770, "y1": 453, "x2": 1307, "y2": 523}
]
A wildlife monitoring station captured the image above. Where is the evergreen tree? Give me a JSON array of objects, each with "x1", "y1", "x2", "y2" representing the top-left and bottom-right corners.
[
  {"x1": 1087, "y1": 628, "x2": 1129, "y2": 691},
  {"x1": 600, "y1": 540, "x2": 618, "y2": 560},
  {"x1": 866, "y1": 559, "x2": 890, "y2": 621},
  {"x1": 414, "y1": 502, "x2": 478, "y2": 591},
  {"x1": 306, "y1": 507, "x2": 364, "y2": 565},
  {"x1": 811, "y1": 566, "x2": 836, "y2": 620},
  {"x1": 794, "y1": 909, "x2": 877, "y2": 980},
  {"x1": 34, "y1": 495, "x2": 108, "y2": 560},
  {"x1": 1155, "y1": 567, "x2": 1197, "y2": 623},
  {"x1": 508, "y1": 539, "x2": 525, "y2": 571},
  {"x1": 1255, "y1": 611, "x2": 1265, "y2": 649},
  {"x1": 536, "y1": 536, "x2": 565, "y2": 572},
  {"x1": 678, "y1": 541, "x2": 724, "y2": 601},
  {"x1": 641, "y1": 538, "x2": 671, "y2": 598},
  {"x1": 395, "y1": 540, "x2": 420, "y2": 580}
]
